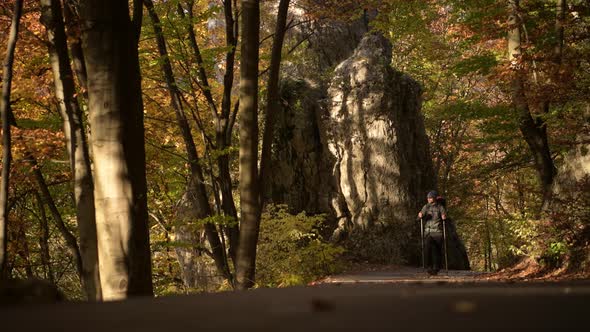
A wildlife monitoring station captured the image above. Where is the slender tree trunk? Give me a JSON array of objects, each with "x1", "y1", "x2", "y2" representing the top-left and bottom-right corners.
[
  {"x1": 486, "y1": 221, "x2": 493, "y2": 271},
  {"x1": 16, "y1": 223, "x2": 34, "y2": 279},
  {"x1": 220, "y1": 0, "x2": 238, "y2": 124},
  {"x1": 540, "y1": 0, "x2": 567, "y2": 210},
  {"x1": 216, "y1": 154, "x2": 239, "y2": 263},
  {"x1": 62, "y1": 0, "x2": 89, "y2": 95},
  {"x1": 40, "y1": 0, "x2": 101, "y2": 301},
  {"x1": 178, "y1": 1, "x2": 240, "y2": 266},
  {"x1": 0, "y1": 0, "x2": 23, "y2": 277},
  {"x1": 554, "y1": 0, "x2": 566, "y2": 63},
  {"x1": 216, "y1": 0, "x2": 240, "y2": 269},
  {"x1": 180, "y1": 1, "x2": 218, "y2": 117},
  {"x1": 259, "y1": 0, "x2": 290, "y2": 203},
  {"x1": 144, "y1": 0, "x2": 232, "y2": 284},
  {"x1": 27, "y1": 153, "x2": 84, "y2": 284},
  {"x1": 217, "y1": 0, "x2": 240, "y2": 267},
  {"x1": 79, "y1": 0, "x2": 153, "y2": 300},
  {"x1": 508, "y1": 0, "x2": 556, "y2": 208},
  {"x1": 236, "y1": 0, "x2": 261, "y2": 290},
  {"x1": 35, "y1": 192, "x2": 54, "y2": 283}
]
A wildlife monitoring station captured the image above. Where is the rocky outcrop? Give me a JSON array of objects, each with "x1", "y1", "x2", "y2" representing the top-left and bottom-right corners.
[
  {"x1": 546, "y1": 107, "x2": 590, "y2": 269},
  {"x1": 300, "y1": 18, "x2": 369, "y2": 74},
  {"x1": 268, "y1": 33, "x2": 473, "y2": 267},
  {"x1": 282, "y1": 12, "x2": 371, "y2": 87},
  {"x1": 267, "y1": 80, "x2": 335, "y2": 215},
  {"x1": 326, "y1": 34, "x2": 434, "y2": 235},
  {"x1": 550, "y1": 107, "x2": 590, "y2": 199},
  {"x1": 266, "y1": 15, "x2": 371, "y2": 217}
]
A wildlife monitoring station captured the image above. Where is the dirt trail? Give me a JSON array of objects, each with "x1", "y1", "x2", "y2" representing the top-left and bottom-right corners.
[
  {"x1": 315, "y1": 260, "x2": 590, "y2": 285},
  {"x1": 314, "y1": 267, "x2": 487, "y2": 285}
]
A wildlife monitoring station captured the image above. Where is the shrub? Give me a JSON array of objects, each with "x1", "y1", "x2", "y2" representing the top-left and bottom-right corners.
[
  {"x1": 256, "y1": 205, "x2": 346, "y2": 287},
  {"x1": 505, "y1": 216, "x2": 568, "y2": 268},
  {"x1": 506, "y1": 217, "x2": 545, "y2": 259}
]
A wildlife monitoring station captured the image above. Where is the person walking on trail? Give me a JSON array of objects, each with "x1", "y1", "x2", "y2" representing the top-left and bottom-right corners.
[{"x1": 417, "y1": 190, "x2": 447, "y2": 276}]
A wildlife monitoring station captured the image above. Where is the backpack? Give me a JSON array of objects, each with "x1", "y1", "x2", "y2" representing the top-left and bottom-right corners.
[
  {"x1": 435, "y1": 195, "x2": 456, "y2": 232},
  {"x1": 436, "y1": 195, "x2": 446, "y2": 208}
]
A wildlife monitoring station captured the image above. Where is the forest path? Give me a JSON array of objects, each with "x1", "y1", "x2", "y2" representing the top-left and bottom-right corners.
[{"x1": 313, "y1": 266, "x2": 487, "y2": 285}]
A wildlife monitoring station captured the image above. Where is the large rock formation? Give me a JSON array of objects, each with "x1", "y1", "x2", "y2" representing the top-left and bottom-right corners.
[
  {"x1": 298, "y1": 17, "x2": 369, "y2": 75},
  {"x1": 551, "y1": 107, "x2": 590, "y2": 199},
  {"x1": 268, "y1": 33, "x2": 471, "y2": 268},
  {"x1": 546, "y1": 107, "x2": 590, "y2": 269},
  {"x1": 267, "y1": 80, "x2": 334, "y2": 215},
  {"x1": 266, "y1": 16, "x2": 371, "y2": 217},
  {"x1": 326, "y1": 34, "x2": 433, "y2": 233}
]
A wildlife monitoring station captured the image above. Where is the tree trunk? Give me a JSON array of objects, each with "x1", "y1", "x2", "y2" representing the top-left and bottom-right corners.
[
  {"x1": 180, "y1": 1, "x2": 218, "y2": 117},
  {"x1": 27, "y1": 153, "x2": 84, "y2": 285},
  {"x1": 176, "y1": 1, "x2": 241, "y2": 268},
  {"x1": 236, "y1": 0, "x2": 261, "y2": 290},
  {"x1": 16, "y1": 223, "x2": 34, "y2": 279},
  {"x1": 508, "y1": 0, "x2": 556, "y2": 208},
  {"x1": 177, "y1": 1, "x2": 241, "y2": 267},
  {"x1": 540, "y1": 0, "x2": 567, "y2": 209},
  {"x1": 217, "y1": 0, "x2": 240, "y2": 268},
  {"x1": 35, "y1": 192, "x2": 54, "y2": 283},
  {"x1": 0, "y1": 0, "x2": 23, "y2": 277},
  {"x1": 216, "y1": 153, "x2": 239, "y2": 263},
  {"x1": 144, "y1": 0, "x2": 232, "y2": 284},
  {"x1": 259, "y1": 0, "x2": 290, "y2": 203},
  {"x1": 62, "y1": 0, "x2": 89, "y2": 96},
  {"x1": 215, "y1": 0, "x2": 241, "y2": 268},
  {"x1": 79, "y1": 0, "x2": 153, "y2": 300},
  {"x1": 40, "y1": 0, "x2": 101, "y2": 301},
  {"x1": 485, "y1": 220, "x2": 493, "y2": 271},
  {"x1": 554, "y1": 0, "x2": 566, "y2": 63}
]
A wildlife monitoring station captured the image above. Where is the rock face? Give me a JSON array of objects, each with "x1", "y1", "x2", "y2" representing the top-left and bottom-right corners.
[
  {"x1": 300, "y1": 17, "x2": 369, "y2": 74},
  {"x1": 268, "y1": 33, "x2": 474, "y2": 267},
  {"x1": 551, "y1": 108, "x2": 590, "y2": 199},
  {"x1": 267, "y1": 80, "x2": 334, "y2": 215},
  {"x1": 266, "y1": 16, "x2": 371, "y2": 217},
  {"x1": 546, "y1": 108, "x2": 590, "y2": 268},
  {"x1": 326, "y1": 34, "x2": 434, "y2": 234}
]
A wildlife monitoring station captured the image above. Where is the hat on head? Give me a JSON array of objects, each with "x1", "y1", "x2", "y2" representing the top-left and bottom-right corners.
[{"x1": 427, "y1": 190, "x2": 438, "y2": 198}]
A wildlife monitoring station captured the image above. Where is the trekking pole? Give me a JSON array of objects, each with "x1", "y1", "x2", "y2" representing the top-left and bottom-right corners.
[
  {"x1": 420, "y1": 218, "x2": 425, "y2": 270},
  {"x1": 442, "y1": 219, "x2": 449, "y2": 274}
]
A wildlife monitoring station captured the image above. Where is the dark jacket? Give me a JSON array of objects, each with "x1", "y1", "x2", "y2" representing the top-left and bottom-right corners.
[{"x1": 420, "y1": 203, "x2": 447, "y2": 234}]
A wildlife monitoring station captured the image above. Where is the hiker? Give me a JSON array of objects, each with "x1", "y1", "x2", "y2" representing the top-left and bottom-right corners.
[{"x1": 417, "y1": 190, "x2": 447, "y2": 275}]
